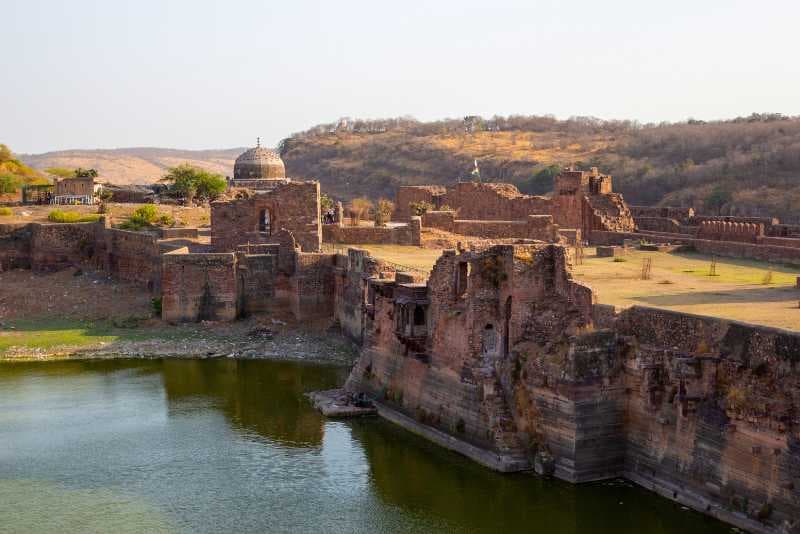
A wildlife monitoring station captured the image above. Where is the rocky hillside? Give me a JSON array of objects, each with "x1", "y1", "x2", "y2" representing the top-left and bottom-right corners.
[
  {"x1": 20, "y1": 147, "x2": 245, "y2": 185},
  {"x1": 281, "y1": 114, "x2": 800, "y2": 222}
]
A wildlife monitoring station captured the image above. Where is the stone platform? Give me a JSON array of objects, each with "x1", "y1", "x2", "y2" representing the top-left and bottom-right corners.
[{"x1": 306, "y1": 388, "x2": 377, "y2": 417}]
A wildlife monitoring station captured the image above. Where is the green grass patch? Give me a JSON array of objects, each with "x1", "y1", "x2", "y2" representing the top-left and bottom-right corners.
[
  {"x1": 47, "y1": 210, "x2": 101, "y2": 223},
  {"x1": 612, "y1": 257, "x2": 627, "y2": 262},
  {"x1": 0, "y1": 318, "x2": 196, "y2": 354},
  {"x1": 0, "y1": 207, "x2": 12, "y2": 216}
]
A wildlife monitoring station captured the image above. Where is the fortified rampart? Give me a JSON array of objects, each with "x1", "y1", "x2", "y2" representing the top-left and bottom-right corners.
[
  {"x1": 0, "y1": 219, "x2": 163, "y2": 290},
  {"x1": 421, "y1": 211, "x2": 561, "y2": 242},
  {"x1": 394, "y1": 168, "x2": 634, "y2": 240},
  {"x1": 338, "y1": 243, "x2": 800, "y2": 533}
]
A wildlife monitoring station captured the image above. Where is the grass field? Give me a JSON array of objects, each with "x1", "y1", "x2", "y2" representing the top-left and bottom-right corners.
[{"x1": 347, "y1": 244, "x2": 800, "y2": 331}]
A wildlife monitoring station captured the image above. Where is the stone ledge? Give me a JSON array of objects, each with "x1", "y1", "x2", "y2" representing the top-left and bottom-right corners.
[{"x1": 374, "y1": 401, "x2": 531, "y2": 473}]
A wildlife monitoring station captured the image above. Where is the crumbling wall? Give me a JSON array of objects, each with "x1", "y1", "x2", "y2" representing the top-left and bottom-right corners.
[
  {"x1": 29, "y1": 221, "x2": 100, "y2": 272},
  {"x1": 161, "y1": 249, "x2": 237, "y2": 322},
  {"x1": 0, "y1": 223, "x2": 32, "y2": 270},
  {"x1": 394, "y1": 185, "x2": 446, "y2": 221},
  {"x1": 211, "y1": 181, "x2": 321, "y2": 253},
  {"x1": 103, "y1": 228, "x2": 161, "y2": 291},
  {"x1": 291, "y1": 252, "x2": 336, "y2": 320},
  {"x1": 236, "y1": 253, "x2": 277, "y2": 315},
  {"x1": 323, "y1": 218, "x2": 421, "y2": 246},
  {"x1": 442, "y1": 182, "x2": 552, "y2": 220}
]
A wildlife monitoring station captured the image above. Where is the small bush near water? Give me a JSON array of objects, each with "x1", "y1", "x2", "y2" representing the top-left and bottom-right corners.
[
  {"x1": 47, "y1": 210, "x2": 101, "y2": 223},
  {"x1": 0, "y1": 207, "x2": 12, "y2": 216}
]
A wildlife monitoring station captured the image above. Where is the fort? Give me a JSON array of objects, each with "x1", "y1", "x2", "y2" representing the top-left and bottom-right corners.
[{"x1": 1, "y1": 146, "x2": 799, "y2": 533}]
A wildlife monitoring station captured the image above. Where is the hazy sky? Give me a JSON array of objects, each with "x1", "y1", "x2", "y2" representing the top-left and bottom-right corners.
[{"x1": 3, "y1": 0, "x2": 799, "y2": 154}]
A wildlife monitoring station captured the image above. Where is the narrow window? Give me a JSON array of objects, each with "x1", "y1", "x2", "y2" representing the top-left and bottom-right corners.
[
  {"x1": 258, "y1": 208, "x2": 271, "y2": 235},
  {"x1": 413, "y1": 306, "x2": 426, "y2": 326}
]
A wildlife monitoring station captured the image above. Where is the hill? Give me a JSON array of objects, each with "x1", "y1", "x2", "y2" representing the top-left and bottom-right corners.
[
  {"x1": 0, "y1": 144, "x2": 49, "y2": 201},
  {"x1": 280, "y1": 114, "x2": 800, "y2": 223},
  {"x1": 20, "y1": 147, "x2": 245, "y2": 185}
]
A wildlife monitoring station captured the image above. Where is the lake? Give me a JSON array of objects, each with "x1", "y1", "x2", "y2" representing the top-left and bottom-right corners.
[{"x1": 0, "y1": 359, "x2": 729, "y2": 533}]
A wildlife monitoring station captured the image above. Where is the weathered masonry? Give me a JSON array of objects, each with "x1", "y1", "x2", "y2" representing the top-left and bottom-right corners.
[
  {"x1": 394, "y1": 167, "x2": 634, "y2": 239},
  {"x1": 338, "y1": 243, "x2": 800, "y2": 534}
]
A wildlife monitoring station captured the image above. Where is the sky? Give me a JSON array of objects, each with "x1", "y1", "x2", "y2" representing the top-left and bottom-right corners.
[{"x1": 2, "y1": 0, "x2": 799, "y2": 154}]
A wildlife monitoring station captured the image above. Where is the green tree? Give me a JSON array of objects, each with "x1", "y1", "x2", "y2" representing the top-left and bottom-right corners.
[
  {"x1": 522, "y1": 164, "x2": 561, "y2": 195},
  {"x1": 74, "y1": 168, "x2": 98, "y2": 178},
  {"x1": 704, "y1": 187, "x2": 733, "y2": 215},
  {"x1": 0, "y1": 173, "x2": 19, "y2": 194},
  {"x1": 320, "y1": 192, "x2": 334, "y2": 213},
  {"x1": 161, "y1": 164, "x2": 226, "y2": 203}
]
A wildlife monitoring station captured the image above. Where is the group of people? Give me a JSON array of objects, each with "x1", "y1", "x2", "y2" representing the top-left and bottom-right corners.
[{"x1": 322, "y1": 208, "x2": 337, "y2": 224}]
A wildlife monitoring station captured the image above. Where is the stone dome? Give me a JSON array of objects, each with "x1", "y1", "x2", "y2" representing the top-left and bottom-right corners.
[{"x1": 233, "y1": 146, "x2": 286, "y2": 180}]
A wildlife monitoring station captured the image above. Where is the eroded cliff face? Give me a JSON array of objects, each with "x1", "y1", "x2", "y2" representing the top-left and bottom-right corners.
[{"x1": 343, "y1": 243, "x2": 800, "y2": 533}]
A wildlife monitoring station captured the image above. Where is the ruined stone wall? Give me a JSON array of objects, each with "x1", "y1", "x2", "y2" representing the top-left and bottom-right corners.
[
  {"x1": 291, "y1": 252, "x2": 336, "y2": 320},
  {"x1": 103, "y1": 228, "x2": 161, "y2": 291},
  {"x1": 29, "y1": 221, "x2": 100, "y2": 272},
  {"x1": 161, "y1": 249, "x2": 237, "y2": 322},
  {"x1": 421, "y1": 211, "x2": 560, "y2": 242},
  {"x1": 322, "y1": 218, "x2": 421, "y2": 246},
  {"x1": 591, "y1": 230, "x2": 800, "y2": 266},
  {"x1": 236, "y1": 253, "x2": 277, "y2": 315},
  {"x1": 614, "y1": 307, "x2": 800, "y2": 532},
  {"x1": 394, "y1": 185, "x2": 446, "y2": 221},
  {"x1": 0, "y1": 223, "x2": 32, "y2": 270},
  {"x1": 211, "y1": 181, "x2": 321, "y2": 253},
  {"x1": 630, "y1": 205, "x2": 696, "y2": 221},
  {"x1": 698, "y1": 221, "x2": 765, "y2": 243},
  {"x1": 635, "y1": 216, "x2": 686, "y2": 234},
  {"x1": 442, "y1": 182, "x2": 552, "y2": 221},
  {"x1": 343, "y1": 244, "x2": 800, "y2": 531}
]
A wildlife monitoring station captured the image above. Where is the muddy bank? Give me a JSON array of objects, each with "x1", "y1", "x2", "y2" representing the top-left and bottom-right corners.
[{"x1": 0, "y1": 317, "x2": 359, "y2": 365}]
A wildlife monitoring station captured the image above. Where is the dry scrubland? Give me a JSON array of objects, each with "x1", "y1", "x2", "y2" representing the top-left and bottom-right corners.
[
  {"x1": 0, "y1": 203, "x2": 211, "y2": 227},
  {"x1": 20, "y1": 147, "x2": 243, "y2": 185},
  {"x1": 348, "y1": 244, "x2": 800, "y2": 331}
]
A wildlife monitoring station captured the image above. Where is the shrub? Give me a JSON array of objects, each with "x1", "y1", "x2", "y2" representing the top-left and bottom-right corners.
[
  {"x1": 161, "y1": 164, "x2": 226, "y2": 203},
  {"x1": 347, "y1": 197, "x2": 373, "y2": 226},
  {"x1": 612, "y1": 257, "x2": 627, "y2": 262},
  {"x1": 47, "y1": 210, "x2": 101, "y2": 223},
  {"x1": 374, "y1": 198, "x2": 395, "y2": 227},
  {"x1": 409, "y1": 200, "x2": 434, "y2": 216},
  {"x1": 0, "y1": 207, "x2": 12, "y2": 216}
]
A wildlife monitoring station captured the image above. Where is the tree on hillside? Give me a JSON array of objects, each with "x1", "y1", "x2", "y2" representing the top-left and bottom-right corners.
[
  {"x1": 0, "y1": 144, "x2": 13, "y2": 163},
  {"x1": 0, "y1": 174, "x2": 19, "y2": 194},
  {"x1": 74, "y1": 168, "x2": 98, "y2": 178},
  {"x1": 704, "y1": 186, "x2": 733, "y2": 215},
  {"x1": 161, "y1": 164, "x2": 226, "y2": 204},
  {"x1": 522, "y1": 164, "x2": 562, "y2": 195}
]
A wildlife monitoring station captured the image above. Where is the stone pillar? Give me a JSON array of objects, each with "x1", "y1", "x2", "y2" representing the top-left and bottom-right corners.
[
  {"x1": 409, "y1": 216, "x2": 422, "y2": 246},
  {"x1": 335, "y1": 201, "x2": 344, "y2": 227}
]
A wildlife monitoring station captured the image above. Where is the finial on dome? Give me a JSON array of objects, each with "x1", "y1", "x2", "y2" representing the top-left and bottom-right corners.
[{"x1": 256, "y1": 136, "x2": 260, "y2": 148}]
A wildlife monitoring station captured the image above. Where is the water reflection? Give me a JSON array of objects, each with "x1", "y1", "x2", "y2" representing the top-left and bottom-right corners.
[
  {"x1": 160, "y1": 359, "x2": 348, "y2": 447},
  {"x1": 0, "y1": 359, "x2": 730, "y2": 534}
]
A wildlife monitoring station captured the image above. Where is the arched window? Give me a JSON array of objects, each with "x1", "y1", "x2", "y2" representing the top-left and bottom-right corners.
[{"x1": 258, "y1": 208, "x2": 271, "y2": 235}]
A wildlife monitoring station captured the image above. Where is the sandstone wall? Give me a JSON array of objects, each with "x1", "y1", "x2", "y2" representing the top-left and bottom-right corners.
[
  {"x1": 442, "y1": 182, "x2": 551, "y2": 220},
  {"x1": 102, "y1": 228, "x2": 161, "y2": 290},
  {"x1": 394, "y1": 185, "x2": 446, "y2": 221},
  {"x1": 0, "y1": 224, "x2": 32, "y2": 270},
  {"x1": 211, "y1": 181, "x2": 321, "y2": 253},
  {"x1": 421, "y1": 211, "x2": 560, "y2": 242},
  {"x1": 161, "y1": 249, "x2": 237, "y2": 322},
  {"x1": 291, "y1": 252, "x2": 336, "y2": 319},
  {"x1": 323, "y1": 218, "x2": 421, "y2": 246}
]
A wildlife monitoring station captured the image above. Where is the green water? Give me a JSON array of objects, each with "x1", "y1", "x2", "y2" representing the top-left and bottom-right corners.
[{"x1": 0, "y1": 359, "x2": 730, "y2": 533}]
